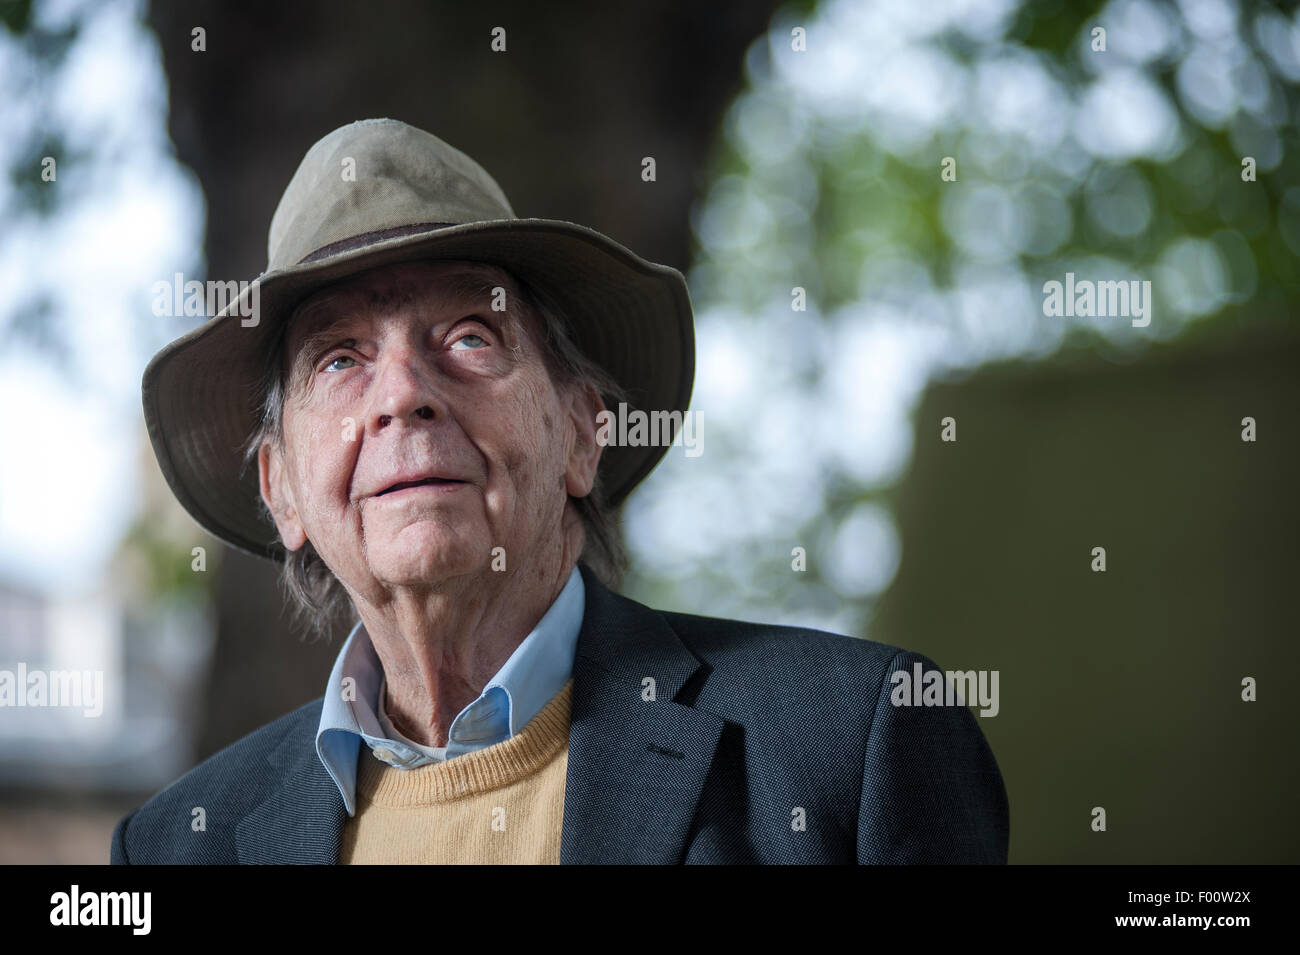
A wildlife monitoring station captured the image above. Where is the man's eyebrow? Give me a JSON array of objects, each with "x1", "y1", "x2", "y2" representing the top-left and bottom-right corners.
[
  {"x1": 296, "y1": 328, "x2": 357, "y2": 364},
  {"x1": 284, "y1": 313, "x2": 355, "y2": 383}
]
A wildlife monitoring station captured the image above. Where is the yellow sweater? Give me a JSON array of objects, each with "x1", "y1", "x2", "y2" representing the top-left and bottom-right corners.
[{"x1": 339, "y1": 678, "x2": 572, "y2": 864}]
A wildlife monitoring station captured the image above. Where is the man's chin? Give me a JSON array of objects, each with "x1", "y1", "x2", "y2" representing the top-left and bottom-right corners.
[{"x1": 365, "y1": 526, "x2": 488, "y2": 586}]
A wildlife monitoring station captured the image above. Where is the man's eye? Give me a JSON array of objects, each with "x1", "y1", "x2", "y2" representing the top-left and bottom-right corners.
[
  {"x1": 450, "y1": 333, "x2": 488, "y2": 351},
  {"x1": 323, "y1": 355, "x2": 358, "y2": 372}
]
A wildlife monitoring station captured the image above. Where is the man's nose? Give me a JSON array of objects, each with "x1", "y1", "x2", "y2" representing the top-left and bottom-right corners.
[{"x1": 367, "y1": 348, "x2": 442, "y2": 431}]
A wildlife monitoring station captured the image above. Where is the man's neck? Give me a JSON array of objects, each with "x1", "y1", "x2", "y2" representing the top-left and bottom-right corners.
[{"x1": 355, "y1": 529, "x2": 582, "y2": 748}]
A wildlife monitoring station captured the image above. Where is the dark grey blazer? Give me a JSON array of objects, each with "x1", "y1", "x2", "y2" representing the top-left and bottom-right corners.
[{"x1": 111, "y1": 562, "x2": 1009, "y2": 864}]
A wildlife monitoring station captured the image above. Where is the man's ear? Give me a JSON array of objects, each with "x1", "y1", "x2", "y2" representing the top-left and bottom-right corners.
[
  {"x1": 563, "y1": 383, "x2": 605, "y2": 499},
  {"x1": 258, "y1": 439, "x2": 308, "y2": 551}
]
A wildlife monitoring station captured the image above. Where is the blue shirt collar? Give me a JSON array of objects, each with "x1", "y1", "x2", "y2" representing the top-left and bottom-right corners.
[{"x1": 315, "y1": 564, "x2": 585, "y2": 816}]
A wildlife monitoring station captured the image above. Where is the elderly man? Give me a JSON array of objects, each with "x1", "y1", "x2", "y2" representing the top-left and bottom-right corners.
[{"x1": 112, "y1": 119, "x2": 1009, "y2": 864}]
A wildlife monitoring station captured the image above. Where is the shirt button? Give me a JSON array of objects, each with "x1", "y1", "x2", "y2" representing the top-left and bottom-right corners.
[{"x1": 372, "y1": 747, "x2": 395, "y2": 763}]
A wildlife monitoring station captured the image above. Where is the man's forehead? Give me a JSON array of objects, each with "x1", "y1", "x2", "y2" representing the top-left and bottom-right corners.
[{"x1": 287, "y1": 260, "x2": 520, "y2": 340}]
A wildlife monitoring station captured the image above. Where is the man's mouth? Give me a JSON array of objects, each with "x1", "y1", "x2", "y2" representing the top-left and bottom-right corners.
[{"x1": 375, "y1": 477, "x2": 465, "y2": 497}]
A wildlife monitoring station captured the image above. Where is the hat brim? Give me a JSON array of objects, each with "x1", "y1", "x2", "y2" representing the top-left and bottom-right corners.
[{"x1": 142, "y1": 217, "x2": 695, "y2": 561}]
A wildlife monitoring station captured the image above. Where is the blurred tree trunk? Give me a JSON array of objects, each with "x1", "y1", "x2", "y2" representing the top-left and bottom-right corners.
[{"x1": 145, "y1": 0, "x2": 782, "y2": 760}]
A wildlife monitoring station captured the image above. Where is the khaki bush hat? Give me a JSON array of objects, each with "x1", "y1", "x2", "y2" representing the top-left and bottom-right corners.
[{"x1": 142, "y1": 118, "x2": 695, "y2": 560}]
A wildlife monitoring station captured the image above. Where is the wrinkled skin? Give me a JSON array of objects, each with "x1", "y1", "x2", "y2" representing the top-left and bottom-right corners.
[{"x1": 259, "y1": 260, "x2": 603, "y2": 745}]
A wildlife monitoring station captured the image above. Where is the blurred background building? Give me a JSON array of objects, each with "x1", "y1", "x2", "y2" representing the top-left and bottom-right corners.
[{"x1": 1, "y1": 0, "x2": 1296, "y2": 863}]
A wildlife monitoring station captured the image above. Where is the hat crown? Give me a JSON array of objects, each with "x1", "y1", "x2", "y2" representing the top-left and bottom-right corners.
[{"x1": 266, "y1": 118, "x2": 517, "y2": 271}]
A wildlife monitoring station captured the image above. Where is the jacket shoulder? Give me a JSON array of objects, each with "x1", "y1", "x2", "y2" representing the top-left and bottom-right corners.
[
  {"x1": 111, "y1": 697, "x2": 324, "y2": 864},
  {"x1": 657, "y1": 605, "x2": 980, "y2": 736},
  {"x1": 650, "y1": 605, "x2": 928, "y2": 750},
  {"x1": 658, "y1": 606, "x2": 906, "y2": 687},
  {"x1": 656, "y1": 604, "x2": 1008, "y2": 863}
]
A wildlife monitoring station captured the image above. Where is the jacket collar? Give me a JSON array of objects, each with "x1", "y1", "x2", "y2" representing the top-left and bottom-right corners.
[{"x1": 234, "y1": 561, "x2": 724, "y2": 864}]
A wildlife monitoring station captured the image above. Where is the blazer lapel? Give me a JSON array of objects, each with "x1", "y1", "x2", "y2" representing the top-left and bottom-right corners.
[
  {"x1": 561, "y1": 564, "x2": 724, "y2": 864},
  {"x1": 236, "y1": 718, "x2": 349, "y2": 864}
]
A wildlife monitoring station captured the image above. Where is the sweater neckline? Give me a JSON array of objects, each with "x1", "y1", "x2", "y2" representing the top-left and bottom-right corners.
[{"x1": 353, "y1": 678, "x2": 573, "y2": 808}]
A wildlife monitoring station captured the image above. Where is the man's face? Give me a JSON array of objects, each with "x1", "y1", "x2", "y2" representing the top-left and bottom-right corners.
[{"x1": 258, "y1": 260, "x2": 601, "y2": 601}]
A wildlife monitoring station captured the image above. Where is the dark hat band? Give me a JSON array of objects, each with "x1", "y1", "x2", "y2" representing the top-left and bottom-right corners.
[{"x1": 297, "y1": 221, "x2": 459, "y2": 264}]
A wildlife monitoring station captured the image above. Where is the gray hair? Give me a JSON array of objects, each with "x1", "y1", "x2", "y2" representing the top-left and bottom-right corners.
[{"x1": 241, "y1": 261, "x2": 628, "y2": 639}]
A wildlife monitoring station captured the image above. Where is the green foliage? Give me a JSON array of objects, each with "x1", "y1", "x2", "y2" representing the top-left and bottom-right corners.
[{"x1": 626, "y1": 0, "x2": 1300, "y2": 632}]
